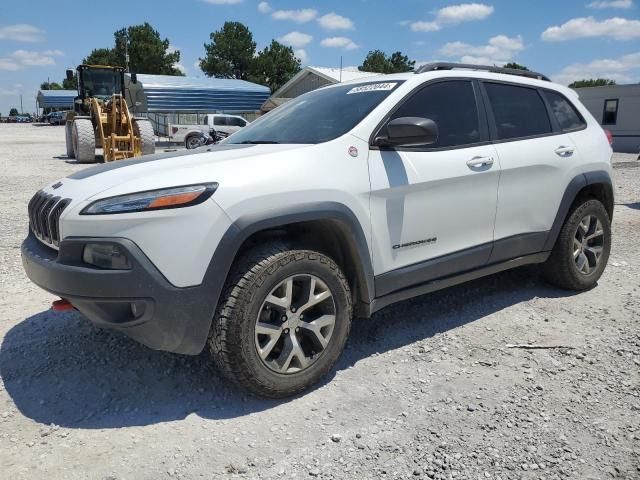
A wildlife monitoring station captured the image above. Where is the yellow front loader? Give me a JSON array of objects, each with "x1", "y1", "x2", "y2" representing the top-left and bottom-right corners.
[{"x1": 65, "y1": 65, "x2": 155, "y2": 163}]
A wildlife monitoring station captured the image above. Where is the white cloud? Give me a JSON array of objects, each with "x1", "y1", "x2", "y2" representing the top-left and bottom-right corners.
[
  {"x1": 272, "y1": 8, "x2": 318, "y2": 23},
  {"x1": 411, "y1": 3, "x2": 494, "y2": 32},
  {"x1": 167, "y1": 44, "x2": 179, "y2": 54},
  {"x1": 10, "y1": 50, "x2": 56, "y2": 66},
  {"x1": 542, "y1": 16, "x2": 640, "y2": 41},
  {"x1": 257, "y1": 1, "x2": 271, "y2": 13},
  {"x1": 42, "y1": 49, "x2": 64, "y2": 56},
  {"x1": 587, "y1": 0, "x2": 633, "y2": 8},
  {"x1": 0, "y1": 24, "x2": 45, "y2": 42},
  {"x1": 174, "y1": 63, "x2": 187, "y2": 74},
  {"x1": 0, "y1": 49, "x2": 61, "y2": 70},
  {"x1": 278, "y1": 31, "x2": 313, "y2": 48},
  {"x1": 201, "y1": 0, "x2": 242, "y2": 4},
  {"x1": 439, "y1": 35, "x2": 524, "y2": 65},
  {"x1": 0, "y1": 87, "x2": 19, "y2": 95},
  {"x1": 552, "y1": 52, "x2": 640, "y2": 84},
  {"x1": 320, "y1": 36, "x2": 359, "y2": 50},
  {"x1": 294, "y1": 49, "x2": 309, "y2": 64},
  {"x1": 317, "y1": 13, "x2": 354, "y2": 31},
  {"x1": 411, "y1": 21, "x2": 441, "y2": 32}
]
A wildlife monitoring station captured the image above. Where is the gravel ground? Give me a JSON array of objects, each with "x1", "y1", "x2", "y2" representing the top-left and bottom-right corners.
[{"x1": 0, "y1": 123, "x2": 638, "y2": 480}]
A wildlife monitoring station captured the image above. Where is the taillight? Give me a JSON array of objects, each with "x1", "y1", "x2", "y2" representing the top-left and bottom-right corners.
[
  {"x1": 604, "y1": 129, "x2": 613, "y2": 146},
  {"x1": 171, "y1": 126, "x2": 178, "y2": 134}
]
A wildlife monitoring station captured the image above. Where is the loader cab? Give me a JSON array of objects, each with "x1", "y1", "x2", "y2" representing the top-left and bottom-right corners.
[{"x1": 67, "y1": 65, "x2": 126, "y2": 113}]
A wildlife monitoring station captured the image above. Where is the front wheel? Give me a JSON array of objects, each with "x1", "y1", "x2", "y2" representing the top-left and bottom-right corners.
[
  {"x1": 132, "y1": 119, "x2": 155, "y2": 156},
  {"x1": 64, "y1": 121, "x2": 75, "y2": 158},
  {"x1": 209, "y1": 245, "x2": 352, "y2": 398},
  {"x1": 542, "y1": 199, "x2": 611, "y2": 290},
  {"x1": 72, "y1": 119, "x2": 96, "y2": 163}
]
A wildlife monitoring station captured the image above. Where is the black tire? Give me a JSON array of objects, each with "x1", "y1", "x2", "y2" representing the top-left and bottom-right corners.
[
  {"x1": 132, "y1": 119, "x2": 155, "y2": 156},
  {"x1": 72, "y1": 119, "x2": 96, "y2": 163},
  {"x1": 542, "y1": 199, "x2": 611, "y2": 290},
  {"x1": 185, "y1": 134, "x2": 202, "y2": 150},
  {"x1": 65, "y1": 121, "x2": 75, "y2": 158},
  {"x1": 208, "y1": 244, "x2": 352, "y2": 398}
]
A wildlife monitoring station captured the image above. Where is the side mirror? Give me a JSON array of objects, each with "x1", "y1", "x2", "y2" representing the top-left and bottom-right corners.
[
  {"x1": 66, "y1": 69, "x2": 74, "y2": 81},
  {"x1": 375, "y1": 117, "x2": 439, "y2": 147},
  {"x1": 131, "y1": 73, "x2": 137, "y2": 84}
]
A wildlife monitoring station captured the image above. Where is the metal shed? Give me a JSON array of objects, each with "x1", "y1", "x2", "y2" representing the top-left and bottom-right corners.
[
  {"x1": 36, "y1": 89, "x2": 76, "y2": 110},
  {"x1": 125, "y1": 74, "x2": 270, "y2": 114}
]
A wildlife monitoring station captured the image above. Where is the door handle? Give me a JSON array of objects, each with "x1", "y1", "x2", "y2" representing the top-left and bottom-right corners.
[
  {"x1": 466, "y1": 156, "x2": 494, "y2": 168},
  {"x1": 555, "y1": 146, "x2": 575, "y2": 157}
]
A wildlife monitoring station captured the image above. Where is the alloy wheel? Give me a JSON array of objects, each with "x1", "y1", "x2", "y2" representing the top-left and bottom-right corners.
[
  {"x1": 573, "y1": 214, "x2": 604, "y2": 275},
  {"x1": 254, "y1": 274, "x2": 336, "y2": 374}
]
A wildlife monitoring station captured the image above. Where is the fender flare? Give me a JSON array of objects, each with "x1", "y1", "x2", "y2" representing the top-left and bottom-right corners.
[
  {"x1": 186, "y1": 202, "x2": 375, "y2": 351},
  {"x1": 543, "y1": 169, "x2": 613, "y2": 251}
]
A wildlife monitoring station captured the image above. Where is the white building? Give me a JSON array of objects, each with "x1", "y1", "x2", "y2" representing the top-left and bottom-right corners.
[
  {"x1": 575, "y1": 84, "x2": 640, "y2": 154},
  {"x1": 261, "y1": 66, "x2": 378, "y2": 112}
]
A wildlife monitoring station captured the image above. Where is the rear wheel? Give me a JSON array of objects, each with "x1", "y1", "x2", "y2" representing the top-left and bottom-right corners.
[
  {"x1": 72, "y1": 119, "x2": 96, "y2": 163},
  {"x1": 132, "y1": 119, "x2": 155, "y2": 156},
  {"x1": 64, "y1": 121, "x2": 75, "y2": 158},
  {"x1": 208, "y1": 244, "x2": 352, "y2": 398},
  {"x1": 185, "y1": 134, "x2": 203, "y2": 150},
  {"x1": 543, "y1": 199, "x2": 611, "y2": 290}
]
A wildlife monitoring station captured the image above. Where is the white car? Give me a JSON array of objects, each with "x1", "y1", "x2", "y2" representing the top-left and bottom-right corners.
[
  {"x1": 22, "y1": 63, "x2": 614, "y2": 397},
  {"x1": 168, "y1": 114, "x2": 249, "y2": 148}
]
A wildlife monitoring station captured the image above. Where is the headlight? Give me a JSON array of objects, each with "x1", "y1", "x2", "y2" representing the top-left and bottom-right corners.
[{"x1": 80, "y1": 183, "x2": 218, "y2": 215}]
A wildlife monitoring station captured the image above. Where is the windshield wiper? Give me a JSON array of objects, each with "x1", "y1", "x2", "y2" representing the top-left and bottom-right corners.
[{"x1": 235, "y1": 140, "x2": 280, "y2": 144}]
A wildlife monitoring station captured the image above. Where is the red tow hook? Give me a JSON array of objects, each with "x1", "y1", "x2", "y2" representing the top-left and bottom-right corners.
[{"x1": 51, "y1": 298, "x2": 74, "y2": 311}]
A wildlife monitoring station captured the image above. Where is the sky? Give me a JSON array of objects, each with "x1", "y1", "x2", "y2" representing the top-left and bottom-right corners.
[{"x1": 1, "y1": 0, "x2": 639, "y2": 115}]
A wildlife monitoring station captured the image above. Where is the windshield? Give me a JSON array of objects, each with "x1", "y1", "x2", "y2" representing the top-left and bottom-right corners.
[
  {"x1": 81, "y1": 69, "x2": 122, "y2": 98},
  {"x1": 227, "y1": 81, "x2": 403, "y2": 144}
]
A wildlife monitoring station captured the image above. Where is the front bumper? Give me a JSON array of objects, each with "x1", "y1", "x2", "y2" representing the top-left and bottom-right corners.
[{"x1": 21, "y1": 231, "x2": 216, "y2": 354}]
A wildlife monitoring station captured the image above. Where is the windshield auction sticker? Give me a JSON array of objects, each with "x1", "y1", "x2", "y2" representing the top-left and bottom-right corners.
[{"x1": 347, "y1": 82, "x2": 398, "y2": 95}]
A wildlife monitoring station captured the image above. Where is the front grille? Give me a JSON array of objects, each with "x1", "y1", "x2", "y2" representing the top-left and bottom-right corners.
[{"x1": 28, "y1": 191, "x2": 71, "y2": 247}]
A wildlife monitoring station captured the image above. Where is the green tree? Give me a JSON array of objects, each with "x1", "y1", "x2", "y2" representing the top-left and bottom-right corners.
[
  {"x1": 40, "y1": 81, "x2": 63, "y2": 90},
  {"x1": 503, "y1": 62, "x2": 529, "y2": 71},
  {"x1": 249, "y1": 40, "x2": 301, "y2": 92},
  {"x1": 200, "y1": 22, "x2": 256, "y2": 79},
  {"x1": 9, "y1": 108, "x2": 19, "y2": 116},
  {"x1": 62, "y1": 75, "x2": 77, "y2": 90},
  {"x1": 83, "y1": 23, "x2": 183, "y2": 75},
  {"x1": 568, "y1": 78, "x2": 617, "y2": 89},
  {"x1": 84, "y1": 47, "x2": 119, "y2": 66},
  {"x1": 359, "y1": 50, "x2": 415, "y2": 74}
]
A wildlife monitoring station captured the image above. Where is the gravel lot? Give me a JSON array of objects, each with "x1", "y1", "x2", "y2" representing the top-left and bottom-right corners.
[{"x1": 0, "y1": 123, "x2": 638, "y2": 480}]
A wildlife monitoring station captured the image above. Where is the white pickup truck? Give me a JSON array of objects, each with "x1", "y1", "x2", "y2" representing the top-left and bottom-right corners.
[{"x1": 168, "y1": 114, "x2": 250, "y2": 146}]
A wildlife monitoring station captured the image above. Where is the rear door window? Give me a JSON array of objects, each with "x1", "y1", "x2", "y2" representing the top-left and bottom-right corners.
[
  {"x1": 543, "y1": 90, "x2": 586, "y2": 131},
  {"x1": 484, "y1": 82, "x2": 552, "y2": 141},
  {"x1": 213, "y1": 116, "x2": 227, "y2": 126}
]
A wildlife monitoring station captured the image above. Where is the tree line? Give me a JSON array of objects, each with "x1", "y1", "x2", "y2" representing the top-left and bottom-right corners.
[{"x1": 36, "y1": 21, "x2": 617, "y2": 97}]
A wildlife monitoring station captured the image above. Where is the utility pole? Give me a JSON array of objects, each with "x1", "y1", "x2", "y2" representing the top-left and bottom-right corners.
[
  {"x1": 20, "y1": 94, "x2": 23, "y2": 114},
  {"x1": 124, "y1": 28, "x2": 130, "y2": 73}
]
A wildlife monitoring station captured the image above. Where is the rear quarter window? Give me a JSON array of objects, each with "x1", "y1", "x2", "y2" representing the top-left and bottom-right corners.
[{"x1": 543, "y1": 90, "x2": 586, "y2": 131}]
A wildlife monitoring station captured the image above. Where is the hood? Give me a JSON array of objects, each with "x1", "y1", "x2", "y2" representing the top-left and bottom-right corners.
[{"x1": 46, "y1": 143, "x2": 311, "y2": 205}]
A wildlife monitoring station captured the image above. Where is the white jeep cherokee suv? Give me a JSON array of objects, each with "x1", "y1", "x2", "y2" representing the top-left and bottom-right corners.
[{"x1": 22, "y1": 63, "x2": 614, "y2": 397}]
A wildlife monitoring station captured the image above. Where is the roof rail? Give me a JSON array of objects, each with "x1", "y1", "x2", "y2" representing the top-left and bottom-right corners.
[{"x1": 415, "y1": 62, "x2": 550, "y2": 82}]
